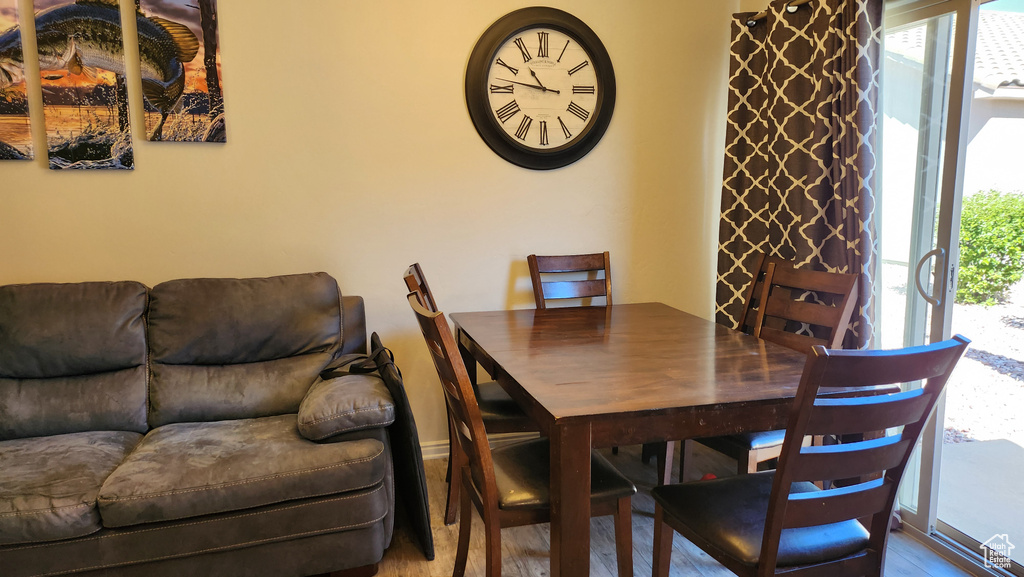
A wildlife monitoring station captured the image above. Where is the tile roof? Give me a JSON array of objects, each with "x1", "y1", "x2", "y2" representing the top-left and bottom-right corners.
[
  {"x1": 975, "y1": 11, "x2": 1024, "y2": 89},
  {"x1": 885, "y1": 10, "x2": 1024, "y2": 90}
]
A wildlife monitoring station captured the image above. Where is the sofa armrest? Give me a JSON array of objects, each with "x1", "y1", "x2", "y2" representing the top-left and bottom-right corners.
[
  {"x1": 297, "y1": 374, "x2": 395, "y2": 441},
  {"x1": 340, "y1": 296, "x2": 367, "y2": 356}
]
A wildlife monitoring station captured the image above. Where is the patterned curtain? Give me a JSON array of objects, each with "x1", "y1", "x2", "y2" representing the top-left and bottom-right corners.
[{"x1": 716, "y1": 0, "x2": 882, "y2": 349}]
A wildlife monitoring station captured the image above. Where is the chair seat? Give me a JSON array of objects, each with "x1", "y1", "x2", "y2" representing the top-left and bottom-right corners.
[
  {"x1": 650, "y1": 471, "x2": 869, "y2": 567},
  {"x1": 476, "y1": 381, "x2": 534, "y2": 430},
  {"x1": 490, "y1": 438, "x2": 636, "y2": 510},
  {"x1": 732, "y1": 429, "x2": 786, "y2": 451}
]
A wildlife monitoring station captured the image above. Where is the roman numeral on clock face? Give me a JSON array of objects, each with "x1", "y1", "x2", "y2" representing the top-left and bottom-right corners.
[
  {"x1": 557, "y1": 40, "x2": 570, "y2": 62},
  {"x1": 568, "y1": 60, "x2": 590, "y2": 76},
  {"x1": 539, "y1": 121, "x2": 549, "y2": 146},
  {"x1": 558, "y1": 116, "x2": 572, "y2": 139},
  {"x1": 496, "y1": 58, "x2": 519, "y2": 76},
  {"x1": 572, "y1": 85, "x2": 595, "y2": 94},
  {"x1": 490, "y1": 84, "x2": 514, "y2": 94},
  {"x1": 495, "y1": 100, "x2": 521, "y2": 123},
  {"x1": 515, "y1": 115, "x2": 533, "y2": 140},
  {"x1": 567, "y1": 101, "x2": 590, "y2": 121},
  {"x1": 514, "y1": 37, "x2": 532, "y2": 62},
  {"x1": 537, "y1": 32, "x2": 549, "y2": 58}
]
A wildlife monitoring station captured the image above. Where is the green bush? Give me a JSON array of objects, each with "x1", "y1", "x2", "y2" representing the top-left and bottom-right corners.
[{"x1": 956, "y1": 190, "x2": 1024, "y2": 305}]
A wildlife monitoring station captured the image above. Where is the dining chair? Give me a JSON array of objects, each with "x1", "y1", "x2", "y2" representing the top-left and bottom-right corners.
[
  {"x1": 527, "y1": 251, "x2": 612, "y2": 308},
  {"x1": 651, "y1": 335, "x2": 970, "y2": 577},
  {"x1": 680, "y1": 254, "x2": 861, "y2": 479},
  {"x1": 406, "y1": 293, "x2": 637, "y2": 577},
  {"x1": 403, "y1": 264, "x2": 538, "y2": 526},
  {"x1": 527, "y1": 252, "x2": 625, "y2": 457}
]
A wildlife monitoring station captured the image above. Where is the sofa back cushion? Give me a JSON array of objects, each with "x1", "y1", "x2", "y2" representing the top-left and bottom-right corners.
[
  {"x1": 147, "y1": 273, "x2": 343, "y2": 427},
  {"x1": 0, "y1": 282, "x2": 149, "y2": 440}
]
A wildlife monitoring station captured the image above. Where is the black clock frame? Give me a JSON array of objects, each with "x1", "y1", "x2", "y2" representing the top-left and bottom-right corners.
[{"x1": 465, "y1": 7, "x2": 616, "y2": 170}]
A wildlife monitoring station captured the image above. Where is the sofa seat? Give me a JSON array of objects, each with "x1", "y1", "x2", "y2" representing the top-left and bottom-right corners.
[
  {"x1": 1, "y1": 484, "x2": 391, "y2": 577},
  {"x1": 0, "y1": 431, "x2": 142, "y2": 545},
  {"x1": 98, "y1": 414, "x2": 387, "y2": 527}
]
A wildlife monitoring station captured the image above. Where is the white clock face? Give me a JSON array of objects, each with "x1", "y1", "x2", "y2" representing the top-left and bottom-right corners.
[{"x1": 485, "y1": 27, "x2": 600, "y2": 151}]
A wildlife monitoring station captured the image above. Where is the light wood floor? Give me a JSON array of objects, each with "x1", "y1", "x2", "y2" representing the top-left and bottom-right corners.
[{"x1": 378, "y1": 443, "x2": 976, "y2": 577}]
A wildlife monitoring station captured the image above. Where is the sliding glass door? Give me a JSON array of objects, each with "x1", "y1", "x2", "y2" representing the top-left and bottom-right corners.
[{"x1": 881, "y1": 0, "x2": 1023, "y2": 574}]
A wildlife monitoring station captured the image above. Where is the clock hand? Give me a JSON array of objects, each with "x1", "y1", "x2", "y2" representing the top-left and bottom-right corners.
[
  {"x1": 495, "y1": 77, "x2": 561, "y2": 94},
  {"x1": 529, "y1": 68, "x2": 548, "y2": 89}
]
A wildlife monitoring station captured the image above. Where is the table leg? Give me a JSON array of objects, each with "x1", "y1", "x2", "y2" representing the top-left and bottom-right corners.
[
  {"x1": 455, "y1": 330, "x2": 478, "y2": 384},
  {"x1": 550, "y1": 421, "x2": 592, "y2": 577}
]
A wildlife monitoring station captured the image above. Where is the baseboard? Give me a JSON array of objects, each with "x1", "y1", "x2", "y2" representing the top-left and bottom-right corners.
[{"x1": 420, "y1": 432, "x2": 539, "y2": 461}]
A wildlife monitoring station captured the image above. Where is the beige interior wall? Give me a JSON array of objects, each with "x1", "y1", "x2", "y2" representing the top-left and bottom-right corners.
[{"x1": 1, "y1": 0, "x2": 737, "y2": 448}]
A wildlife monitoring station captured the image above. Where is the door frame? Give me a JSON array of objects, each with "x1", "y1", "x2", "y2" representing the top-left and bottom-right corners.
[{"x1": 883, "y1": 1, "x2": 1019, "y2": 575}]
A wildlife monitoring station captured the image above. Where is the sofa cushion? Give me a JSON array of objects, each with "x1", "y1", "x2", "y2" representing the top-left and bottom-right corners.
[
  {"x1": 147, "y1": 273, "x2": 344, "y2": 426},
  {"x1": 97, "y1": 414, "x2": 387, "y2": 527},
  {"x1": 0, "y1": 431, "x2": 142, "y2": 545},
  {"x1": 0, "y1": 282, "x2": 149, "y2": 440},
  {"x1": 298, "y1": 374, "x2": 396, "y2": 441}
]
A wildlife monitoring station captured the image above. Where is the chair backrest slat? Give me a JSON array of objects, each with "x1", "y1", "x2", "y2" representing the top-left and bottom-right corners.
[
  {"x1": 528, "y1": 252, "x2": 612, "y2": 309},
  {"x1": 756, "y1": 326, "x2": 827, "y2": 353},
  {"x1": 805, "y1": 389, "x2": 931, "y2": 436},
  {"x1": 757, "y1": 335, "x2": 970, "y2": 572},
  {"x1": 812, "y1": 343, "x2": 966, "y2": 389},
  {"x1": 540, "y1": 279, "x2": 609, "y2": 301},
  {"x1": 790, "y1": 436, "x2": 913, "y2": 482},
  {"x1": 761, "y1": 295, "x2": 843, "y2": 331},
  {"x1": 783, "y1": 479, "x2": 892, "y2": 529},
  {"x1": 770, "y1": 265, "x2": 860, "y2": 296},
  {"x1": 531, "y1": 253, "x2": 608, "y2": 272}
]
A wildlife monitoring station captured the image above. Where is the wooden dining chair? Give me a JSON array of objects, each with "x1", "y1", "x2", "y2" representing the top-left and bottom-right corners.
[
  {"x1": 652, "y1": 335, "x2": 970, "y2": 577},
  {"x1": 403, "y1": 264, "x2": 537, "y2": 525},
  {"x1": 527, "y1": 252, "x2": 612, "y2": 308},
  {"x1": 680, "y1": 254, "x2": 861, "y2": 479},
  {"x1": 407, "y1": 293, "x2": 637, "y2": 577},
  {"x1": 527, "y1": 252, "x2": 629, "y2": 458}
]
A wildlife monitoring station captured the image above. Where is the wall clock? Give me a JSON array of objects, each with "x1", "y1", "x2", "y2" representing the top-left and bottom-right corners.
[{"x1": 465, "y1": 7, "x2": 616, "y2": 170}]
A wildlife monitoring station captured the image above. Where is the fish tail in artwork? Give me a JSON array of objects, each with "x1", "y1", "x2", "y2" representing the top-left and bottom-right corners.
[{"x1": 141, "y1": 63, "x2": 185, "y2": 113}]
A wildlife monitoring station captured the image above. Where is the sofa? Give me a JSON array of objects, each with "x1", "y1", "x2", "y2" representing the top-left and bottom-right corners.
[{"x1": 0, "y1": 272, "x2": 423, "y2": 577}]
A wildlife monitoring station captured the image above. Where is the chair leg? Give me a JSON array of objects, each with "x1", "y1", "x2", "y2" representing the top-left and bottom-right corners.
[
  {"x1": 678, "y1": 440, "x2": 694, "y2": 482},
  {"x1": 640, "y1": 442, "x2": 656, "y2": 464},
  {"x1": 452, "y1": 481, "x2": 472, "y2": 577},
  {"x1": 656, "y1": 441, "x2": 675, "y2": 486},
  {"x1": 652, "y1": 504, "x2": 673, "y2": 577},
  {"x1": 483, "y1": 507, "x2": 502, "y2": 577},
  {"x1": 613, "y1": 497, "x2": 634, "y2": 577},
  {"x1": 738, "y1": 449, "x2": 758, "y2": 475}
]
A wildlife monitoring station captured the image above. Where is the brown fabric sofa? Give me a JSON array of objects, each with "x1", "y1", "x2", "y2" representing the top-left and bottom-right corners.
[{"x1": 0, "y1": 273, "x2": 398, "y2": 577}]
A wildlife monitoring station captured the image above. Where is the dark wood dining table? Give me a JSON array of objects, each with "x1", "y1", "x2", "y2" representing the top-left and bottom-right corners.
[{"x1": 450, "y1": 302, "x2": 811, "y2": 577}]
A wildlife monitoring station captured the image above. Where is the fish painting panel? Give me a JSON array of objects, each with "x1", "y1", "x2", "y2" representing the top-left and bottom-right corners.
[
  {"x1": 138, "y1": 0, "x2": 226, "y2": 142},
  {"x1": 0, "y1": 0, "x2": 33, "y2": 160},
  {"x1": 32, "y1": 0, "x2": 134, "y2": 169}
]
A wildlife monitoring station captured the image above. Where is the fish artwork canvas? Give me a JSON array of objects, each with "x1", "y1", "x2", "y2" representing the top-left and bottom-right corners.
[
  {"x1": 0, "y1": 0, "x2": 33, "y2": 160},
  {"x1": 33, "y1": 0, "x2": 134, "y2": 169},
  {"x1": 137, "y1": 0, "x2": 225, "y2": 142}
]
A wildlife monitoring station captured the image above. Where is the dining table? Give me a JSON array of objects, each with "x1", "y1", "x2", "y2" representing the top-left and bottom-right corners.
[{"x1": 450, "y1": 301, "x2": 811, "y2": 577}]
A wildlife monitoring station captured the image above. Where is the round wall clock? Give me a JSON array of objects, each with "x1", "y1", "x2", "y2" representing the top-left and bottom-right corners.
[{"x1": 465, "y1": 7, "x2": 616, "y2": 170}]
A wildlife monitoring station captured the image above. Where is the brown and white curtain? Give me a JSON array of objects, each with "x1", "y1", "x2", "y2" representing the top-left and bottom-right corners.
[{"x1": 716, "y1": 0, "x2": 882, "y2": 349}]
